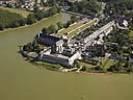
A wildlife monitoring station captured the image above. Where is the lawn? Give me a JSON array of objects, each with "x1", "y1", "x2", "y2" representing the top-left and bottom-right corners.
[
  {"x1": 58, "y1": 22, "x2": 83, "y2": 36},
  {"x1": 0, "y1": 6, "x2": 31, "y2": 18}
]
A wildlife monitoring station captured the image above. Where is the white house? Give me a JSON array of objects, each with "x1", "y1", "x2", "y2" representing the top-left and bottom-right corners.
[{"x1": 40, "y1": 50, "x2": 81, "y2": 67}]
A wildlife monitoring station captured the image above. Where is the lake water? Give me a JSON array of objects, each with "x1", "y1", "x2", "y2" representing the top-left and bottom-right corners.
[{"x1": 0, "y1": 13, "x2": 133, "y2": 100}]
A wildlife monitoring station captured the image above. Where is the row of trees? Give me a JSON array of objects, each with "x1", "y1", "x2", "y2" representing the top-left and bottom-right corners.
[
  {"x1": 42, "y1": 24, "x2": 59, "y2": 34},
  {"x1": 106, "y1": 29, "x2": 129, "y2": 47},
  {"x1": 104, "y1": 0, "x2": 133, "y2": 17},
  {"x1": 69, "y1": 0, "x2": 102, "y2": 17},
  {"x1": 107, "y1": 60, "x2": 133, "y2": 73},
  {"x1": 103, "y1": 28, "x2": 133, "y2": 73},
  {"x1": 41, "y1": 15, "x2": 79, "y2": 34},
  {"x1": 0, "y1": 6, "x2": 60, "y2": 30},
  {"x1": 41, "y1": 21, "x2": 71, "y2": 34},
  {"x1": 20, "y1": 5, "x2": 61, "y2": 25}
]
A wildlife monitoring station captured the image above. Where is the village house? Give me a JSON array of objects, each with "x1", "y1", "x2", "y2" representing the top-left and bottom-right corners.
[
  {"x1": 0, "y1": 0, "x2": 17, "y2": 5},
  {"x1": 20, "y1": 0, "x2": 35, "y2": 11}
]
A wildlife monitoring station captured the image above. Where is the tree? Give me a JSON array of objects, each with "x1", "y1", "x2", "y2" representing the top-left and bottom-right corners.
[
  {"x1": 69, "y1": 0, "x2": 102, "y2": 16},
  {"x1": 0, "y1": 24, "x2": 5, "y2": 30},
  {"x1": 42, "y1": 27, "x2": 48, "y2": 35},
  {"x1": 74, "y1": 61, "x2": 80, "y2": 68},
  {"x1": 0, "y1": 9, "x2": 25, "y2": 29},
  {"x1": 34, "y1": 11, "x2": 45, "y2": 20},
  {"x1": 10, "y1": 20, "x2": 20, "y2": 28},
  {"x1": 27, "y1": 14, "x2": 36, "y2": 25},
  {"x1": 43, "y1": 11, "x2": 49, "y2": 17},
  {"x1": 47, "y1": 24, "x2": 58, "y2": 33},
  {"x1": 18, "y1": 18, "x2": 27, "y2": 26},
  {"x1": 47, "y1": 0, "x2": 56, "y2": 6},
  {"x1": 107, "y1": 29, "x2": 129, "y2": 47},
  {"x1": 64, "y1": 21, "x2": 72, "y2": 28},
  {"x1": 104, "y1": 0, "x2": 133, "y2": 17},
  {"x1": 70, "y1": 15, "x2": 78, "y2": 23},
  {"x1": 33, "y1": 4, "x2": 40, "y2": 13},
  {"x1": 48, "y1": 6, "x2": 58, "y2": 16},
  {"x1": 57, "y1": 22, "x2": 63, "y2": 29}
]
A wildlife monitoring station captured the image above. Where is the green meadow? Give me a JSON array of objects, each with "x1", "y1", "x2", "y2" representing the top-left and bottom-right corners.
[{"x1": 0, "y1": 6, "x2": 30, "y2": 18}]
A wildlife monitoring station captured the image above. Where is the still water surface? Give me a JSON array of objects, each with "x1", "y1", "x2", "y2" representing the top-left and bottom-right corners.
[{"x1": 0, "y1": 13, "x2": 133, "y2": 100}]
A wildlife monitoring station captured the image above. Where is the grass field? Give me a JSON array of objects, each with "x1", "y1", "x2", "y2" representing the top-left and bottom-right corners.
[
  {"x1": 58, "y1": 22, "x2": 83, "y2": 35},
  {"x1": 0, "y1": 6, "x2": 30, "y2": 18}
]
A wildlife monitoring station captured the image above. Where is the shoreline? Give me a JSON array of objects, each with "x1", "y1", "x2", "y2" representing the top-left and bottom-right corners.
[
  {"x1": 0, "y1": 14, "x2": 60, "y2": 34},
  {"x1": 30, "y1": 60, "x2": 132, "y2": 76}
]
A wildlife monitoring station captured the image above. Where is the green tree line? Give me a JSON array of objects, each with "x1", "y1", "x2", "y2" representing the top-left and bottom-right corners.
[
  {"x1": 0, "y1": 6, "x2": 60, "y2": 30},
  {"x1": 69, "y1": 0, "x2": 102, "y2": 17}
]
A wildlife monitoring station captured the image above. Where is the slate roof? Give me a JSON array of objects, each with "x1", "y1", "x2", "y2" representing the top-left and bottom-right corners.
[{"x1": 37, "y1": 34, "x2": 61, "y2": 46}]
